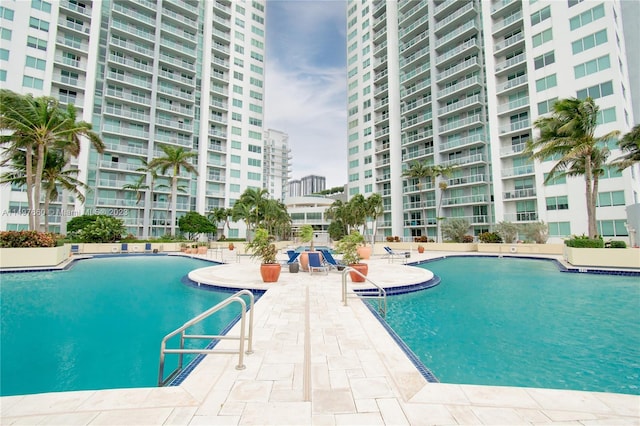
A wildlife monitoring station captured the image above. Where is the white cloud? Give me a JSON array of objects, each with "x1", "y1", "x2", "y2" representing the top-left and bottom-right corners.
[{"x1": 265, "y1": 0, "x2": 347, "y2": 189}]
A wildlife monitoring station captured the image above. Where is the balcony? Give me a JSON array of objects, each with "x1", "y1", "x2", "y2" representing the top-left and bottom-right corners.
[
  {"x1": 105, "y1": 88, "x2": 149, "y2": 105},
  {"x1": 60, "y1": 0, "x2": 91, "y2": 16},
  {"x1": 434, "y1": 2, "x2": 475, "y2": 35},
  {"x1": 442, "y1": 194, "x2": 488, "y2": 206},
  {"x1": 497, "y1": 96, "x2": 529, "y2": 114},
  {"x1": 400, "y1": 46, "x2": 429, "y2": 69},
  {"x1": 399, "y1": 0, "x2": 427, "y2": 25},
  {"x1": 58, "y1": 17, "x2": 90, "y2": 35},
  {"x1": 404, "y1": 200, "x2": 436, "y2": 210},
  {"x1": 402, "y1": 146, "x2": 434, "y2": 161},
  {"x1": 439, "y1": 114, "x2": 483, "y2": 134},
  {"x1": 492, "y1": 11, "x2": 523, "y2": 36},
  {"x1": 503, "y1": 188, "x2": 536, "y2": 199},
  {"x1": 159, "y1": 69, "x2": 194, "y2": 86},
  {"x1": 439, "y1": 134, "x2": 485, "y2": 152},
  {"x1": 401, "y1": 128, "x2": 433, "y2": 145},
  {"x1": 156, "y1": 117, "x2": 193, "y2": 132},
  {"x1": 400, "y1": 62, "x2": 430, "y2": 84},
  {"x1": 495, "y1": 52, "x2": 526, "y2": 74},
  {"x1": 401, "y1": 78, "x2": 431, "y2": 98},
  {"x1": 402, "y1": 94, "x2": 431, "y2": 114},
  {"x1": 438, "y1": 94, "x2": 482, "y2": 117},
  {"x1": 434, "y1": 0, "x2": 458, "y2": 18},
  {"x1": 436, "y1": 39, "x2": 478, "y2": 66},
  {"x1": 99, "y1": 160, "x2": 146, "y2": 172},
  {"x1": 503, "y1": 212, "x2": 538, "y2": 222},
  {"x1": 113, "y1": 3, "x2": 155, "y2": 26},
  {"x1": 501, "y1": 164, "x2": 534, "y2": 178},
  {"x1": 108, "y1": 53, "x2": 153, "y2": 73},
  {"x1": 441, "y1": 153, "x2": 485, "y2": 167},
  {"x1": 159, "y1": 53, "x2": 195, "y2": 71},
  {"x1": 400, "y1": 31, "x2": 428, "y2": 54},
  {"x1": 107, "y1": 71, "x2": 152, "y2": 89},
  {"x1": 435, "y1": 20, "x2": 477, "y2": 50},
  {"x1": 399, "y1": 13, "x2": 429, "y2": 39},
  {"x1": 493, "y1": 32, "x2": 525, "y2": 55},
  {"x1": 402, "y1": 111, "x2": 432, "y2": 130},
  {"x1": 158, "y1": 84, "x2": 193, "y2": 101},
  {"x1": 375, "y1": 127, "x2": 390, "y2": 138},
  {"x1": 499, "y1": 119, "x2": 530, "y2": 135},
  {"x1": 103, "y1": 105, "x2": 150, "y2": 122},
  {"x1": 437, "y1": 57, "x2": 479, "y2": 83},
  {"x1": 439, "y1": 75, "x2": 482, "y2": 99},
  {"x1": 54, "y1": 55, "x2": 84, "y2": 70},
  {"x1": 403, "y1": 182, "x2": 433, "y2": 193},
  {"x1": 496, "y1": 74, "x2": 528, "y2": 94},
  {"x1": 447, "y1": 173, "x2": 488, "y2": 186},
  {"x1": 162, "y1": 6, "x2": 198, "y2": 27},
  {"x1": 161, "y1": 37, "x2": 197, "y2": 57},
  {"x1": 103, "y1": 143, "x2": 148, "y2": 156},
  {"x1": 111, "y1": 19, "x2": 154, "y2": 42},
  {"x1": 110, "y1": 36, "x2": 153, "y2": 57},
  {"x1": 500, "y1": 143, "x2": 527, "y2": 157}
]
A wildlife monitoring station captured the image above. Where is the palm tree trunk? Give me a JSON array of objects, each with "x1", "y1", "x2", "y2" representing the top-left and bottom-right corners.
[
  {"x1": 584, "y1": 160, "x2": 597, "y2": 238},
  {"x1": 171, "y1": 175, "x2": 178, "y2": 236},
  {"x1": 24, "y1": 145, "x2": 35, "y2": 230},
  {"x1": 33, "y1": 143, "x2": 46, "y2": 231},
  {"x1": 590, "y1": 174, "x2": 600, "y2": 238},
  {"x1": 43, "y1": 194, "x2": 50, "y2": 232}
]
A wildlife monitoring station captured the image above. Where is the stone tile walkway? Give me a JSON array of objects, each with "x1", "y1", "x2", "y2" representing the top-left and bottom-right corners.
[{"x1": 1, "y1": 252, "x2": 639, "y2": 425}]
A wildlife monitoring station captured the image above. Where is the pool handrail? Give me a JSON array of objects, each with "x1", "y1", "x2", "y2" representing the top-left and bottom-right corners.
[
  {"x1": 158, "y1": 289, "x2": 255, "y2": 387},
  {"x1": 341, "y1": 267, "x2": 387, "y2": 317}
]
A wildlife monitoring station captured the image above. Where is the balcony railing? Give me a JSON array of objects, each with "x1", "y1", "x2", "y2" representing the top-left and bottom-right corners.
[{"x1": 503, "y1": 188, "x2": 536, "y2": 199}]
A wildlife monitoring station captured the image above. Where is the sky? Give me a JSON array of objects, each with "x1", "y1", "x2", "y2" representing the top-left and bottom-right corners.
[{"x1": 264, "y1": 1, "x2": 348, "y2": 189}]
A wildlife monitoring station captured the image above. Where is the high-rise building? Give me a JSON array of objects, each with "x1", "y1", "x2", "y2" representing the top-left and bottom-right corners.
[
  {"x1": 301, "y1": 174, "x2": 326, "y2": 196},
  {"x1": 346, "y1": 0, "x2": 638, "y2": 242},
  {"x1": 263, "y1": 129, "x2": 291, "y2": 201},
  {"x1": 0, "y1": 0, "x2": 266, "y2": 239},
  {"x1": 289, "y1": 179, "x2": 302, "y2": 197}
]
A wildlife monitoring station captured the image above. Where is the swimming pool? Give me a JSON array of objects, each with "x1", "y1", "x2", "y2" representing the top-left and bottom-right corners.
[
  {"x1": 0, "y1": 256, "x2": 240, "y2": 397},
  {"x1": 381, "y1": 256, "x2": 640, "y2": 395}
]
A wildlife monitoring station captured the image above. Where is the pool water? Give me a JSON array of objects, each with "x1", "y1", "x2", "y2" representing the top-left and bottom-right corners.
[
  {"x1": 381, "y1": 257, "x2": 640, "y2": 395},
  {"x1": 0, "y1": 256, "x2": 239, "y2": 397}
]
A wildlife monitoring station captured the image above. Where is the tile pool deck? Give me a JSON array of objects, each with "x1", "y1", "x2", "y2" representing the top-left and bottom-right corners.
[{"x1": 1, "y1": 251, "x2": 639, "y2": 425}]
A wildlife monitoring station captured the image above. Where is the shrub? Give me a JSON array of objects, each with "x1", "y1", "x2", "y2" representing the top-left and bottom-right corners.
[
  {"x1": 522, "y1": 221, "x2": 549, "y2": 244},
  {"x1": 609, "y1": 240, "x2": 627, "y2": 248},
  {"x1": 494, "y1": 221, "x2": 519, "y2": 244},
  {"x1": 386, "y1": 236, "x2": 395, "y2": 242},
  {"x1": 441, "y1": 218, "x2": 470, "y2": 243},
  {"x1": 564, "y1": 235, "x2": 604, "y2": 248},
  {"x1": 0, "y1": 231, "x2": 57, "y2": 248},
  {"x1": 462, "y1": 235, "x2": 475, "y2": 243},
  {"x1": 478, "y1": 232, "x2": 502, "y2": 243},
  {"x1": 75, "y1": 216, "x2": 126, "y2": 243},
  {"x1": 414, "y1": 235, "x2": 429, "y2": 243}
]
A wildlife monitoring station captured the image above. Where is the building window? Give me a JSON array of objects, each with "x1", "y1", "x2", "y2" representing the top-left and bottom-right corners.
[
  {"x1": 537, "y1": 97, "x2": 557, "y2": 115},
  {"x1": 27, "y1": 35, "x2": 47, "y2": 51},
  {"x1": 535, "y1": 74, "x2": 557, "y2": 92},
  {"x1": 0, "y1": 69, "x2": 6, "y2": 81},
  {"x1": 534, "y1": 51, "x2": 555, "y2": 69},
  {"x1": 572, "y1": 29, "x2": 607, "y2": 55},
  {"x1": 248, "y1": 171, "x2": 261, "y2": 180},
  {"x1": 0, "y1": 6, "x2": 15, "y2": 20},
  {"x1": 29, "y1": 17, "x2": 49, "y2": 32},
  {"x1": 597, "y1": 220, "x2": 628, "y2": 236},
  {"x1": 601, "y1": 166, "x2": 622, "y2": 179},
  {"x1": 574, "y1": 54, "x2": 610, "y2": 79},
  {"x1": 22, "y1": 75, "x2": 43, "y2": 89},
  {"x1": 596, "y1": 107, "x2": 616, "y2": 124},
  {"x1": 548, "y1": 221, "x2": 571, "y2": 236},
  {"x1": 31, "y1": 0, "x2": 52, "y2": 12},
  {"x1": 570, "y1": 3, "x2": 605, "y2": 30},
  {"x1": 532, "y1": 28, "x2": 552, "y2": 47},
  {"x1": 597, "y1": 191, "x2": 625, "y2": 207},
  {"x1": 576, "y1": 81, "x2": 613, "y2": 100},
  {"x1": 546, "y1": 196, "x2": 569, "y2": 210},
  {"x1": 543, "y1": 173, "x2": 566, "y2": 185},
  {"x1": 0, "y1": 48, "x2": 8, "y2": 61},
  {"x1": 530, "y1": 6, "x2": 551, "y2": 26}
]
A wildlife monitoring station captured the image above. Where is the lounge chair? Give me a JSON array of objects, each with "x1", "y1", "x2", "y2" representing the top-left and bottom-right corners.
[
  {"x1": 319, "y1": 249, "x2": 345, "y2": 270},
  {"x1": 307, "y1": 252, "x2": 329, "y2": 275},
  {"x1": 383, "y1": 246, "x2": 410, "y2": 263},
  {"x1": 70, "y1": 244, "x2": 79, "y2": 255},
  {"x1": 286, "y1": 250, "x2": 301, "y2": 264},
  {"x1": 121, "y1": 243, "x2": 128, "y2": 254},
  {"x1": 144, "y1": 243, "x2": 152, "y2": 253}
]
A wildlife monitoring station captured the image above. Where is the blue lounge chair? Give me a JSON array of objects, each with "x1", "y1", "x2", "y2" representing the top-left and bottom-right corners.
[
  {"x1": 384, "y1": 246, "x2": 410, "y2": 263},
  {"x1": 286, "y1": 250, "x2": 301, "y2": 264},
  {"x1": 319, "y1": 249, "x2": 345, "y2": 270},
  {"x1": 121, "y1": 243, "x2": 128, "y2": 254},
  {"x1": 308, "y1": 252, "x2": 329, "y2": 275},
  {"x1": 144, "y1": 243, "x2": 152, "y2": 253},
  {"x1": 70, "y1": 244, "x2": 79, "y2": 255}
]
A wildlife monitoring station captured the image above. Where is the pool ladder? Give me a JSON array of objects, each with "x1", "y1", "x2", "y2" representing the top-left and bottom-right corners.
[
  {"x1": 158, "y1": 289, "x2": 255, "y2": 387},
  {"x1": 341, "y1": 267, "x2": 387, "y2": 317}
]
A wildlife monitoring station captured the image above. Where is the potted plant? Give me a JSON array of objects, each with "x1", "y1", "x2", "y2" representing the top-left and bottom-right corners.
[
  {"x1": 336, "y1": 231, "x2": 368, "y2": 282},
  {"x1": 247, "y1": 228, "x2": 281, "y2": 283},
  {"x1": 228, "y1": 242, "x2": 234, "y2": 251},
  {"x1": 298, "y1": 224, "x2": 316, "y2": 271},
  {"x1": 197, "y1": 242, "x2": 208, "y2": 255},
  {"x1": 417, "y1": 245, "x2": 425, "y2": 254},
  {"x1": 180, "y1": 243, "x2": 188, "y2": 252}
]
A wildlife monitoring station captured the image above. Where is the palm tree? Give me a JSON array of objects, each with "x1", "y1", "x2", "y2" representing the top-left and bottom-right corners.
[
  {"x1": 1, "y1": 149, "x2": 89, "y2": 231},
  {"x1": 612, "y1": 124, "x2": 640, "y2": 170},
  {"x1": 148, "y1": 144, "x2": 198, "y2": 236},
  {"x1": 432, "y1": 164, "x2": 457, "y2": 243},
  {"x1": 525, "y1": 97, "x2": 619, "y2": 238},
  {"x1": 0, "y1": 90, "x2": 104, "y2": 230},
  {"x1": 233, "y1": 188, "x2": 270, "y2": 239},
  {"x1": 122, "y1": 176, "x2": 149, "y2": 235},
  {"x1": 364, "y1": 193, "x2": 383, "y2": 247},
  {"x1": 208, "y1": 207, "x2": 231, "y2": 240}
]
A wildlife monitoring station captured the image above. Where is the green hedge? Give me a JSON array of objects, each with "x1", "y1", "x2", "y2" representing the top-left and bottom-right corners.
[
  {"x1": 0, "y1": 231, "x2": 57, "y2": 248},
  {"x1": 564, "y1": 235, "x2": 604, "y2": 248},
  {"x1": 609, "y1": 240, "x2": 627, "y2": 248}
]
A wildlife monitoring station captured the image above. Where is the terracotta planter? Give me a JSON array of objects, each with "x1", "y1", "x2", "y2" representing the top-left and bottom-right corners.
[
  {"x1": 197, "y1": 246, "x2": 207, "y2": 254},
  {"x1": 417, "y1": 246, "x2": 425, "y2": 253},
  {"x1": 357, "y1": 246, "x2": 371, "y2": 260},
  {"x1": 348, "y1": 263, "x2": 368, "y2": 283},
  {"x1": 260, "y1": 263, "x2": 281, "y2": 283}
]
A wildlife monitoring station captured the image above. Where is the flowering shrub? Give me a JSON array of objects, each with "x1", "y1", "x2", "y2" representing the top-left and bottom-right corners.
[{"x1": 0, "y1": 231, "x2": 57, "y2": 248}]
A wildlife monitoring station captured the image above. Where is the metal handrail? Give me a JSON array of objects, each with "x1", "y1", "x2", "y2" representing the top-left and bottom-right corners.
[
  {"x1": 341, "y1": 267, "x2": 387, "y2": 317},
  {"x1": 158, "y1": 289, "x2": 255, "y2": 386}
]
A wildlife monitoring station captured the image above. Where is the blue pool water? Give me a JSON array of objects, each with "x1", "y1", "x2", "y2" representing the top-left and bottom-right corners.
[
  {"x1": 0, "y1": 256, "x2": 240, "y2": 397},
  {"x1": 381, "y1": 257, "x2": 640, "y2": 395}
]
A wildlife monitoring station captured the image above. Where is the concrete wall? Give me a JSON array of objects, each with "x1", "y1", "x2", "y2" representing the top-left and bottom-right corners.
[
  {"x1": 563, "y1": 247, "x2": 640, "y2": 269},
  {"x1": 0, "y1": 246, "x2": 69, "y2": 268},
  {"x1": 477, "y1": 244, "x2": 564, "y2": 255}
]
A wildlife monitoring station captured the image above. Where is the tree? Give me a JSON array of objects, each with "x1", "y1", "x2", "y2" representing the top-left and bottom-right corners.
[
  {"x1": 525, "y1": 97, "x2": 619, "y2": 238},
  {"x1": 612, "y1": 124, "x2": 640, "y2": 170},
  {"x1": 326, "y1": 199, "x2": 348, "y2": 238},
  {"x1": 74, "y1": 215, "x2": 126, "y2": 243},
  {"x1": 522, "y1": 221, "x2": 549, "y2": 244},
  {"x1": 122, "y1": 176, "x2": 148, "y2": 235},
  {"x1": 207, "y1": 207, "x2": 230, "y2": 240},
  {"x1": 148, "y1": 144, "x2": 198, "y2": 236},
  {"x1": 441, "y1": 218, "x2": 470, "y2": 243},
  {"x1": 179, "y1": 211, "x2": 216, "y2": 240},
  {"x1": 364, "y1": 193, "x2": 383, "y2": 247},
  {"x1": 494, "y1": 221, "x2": 519, "y2": 244},
  {"x1": 232, "y1": 188, "x2": 271, "y2": 240},
  {"x1": 0, "y1": 90, "x2": 104, "y2": 230}
]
